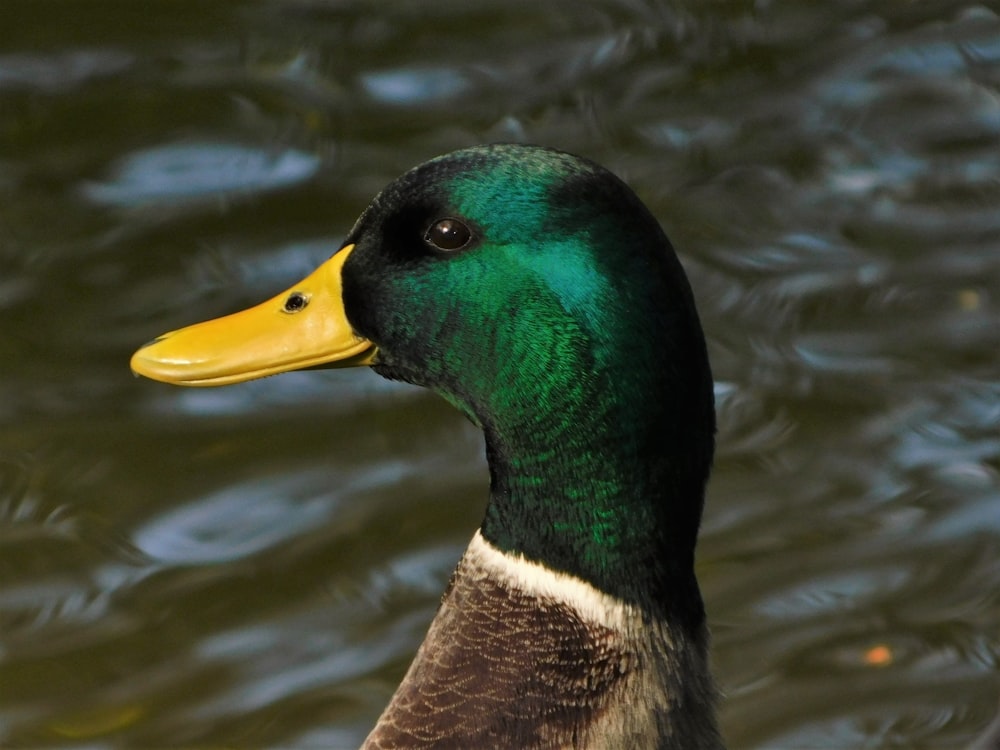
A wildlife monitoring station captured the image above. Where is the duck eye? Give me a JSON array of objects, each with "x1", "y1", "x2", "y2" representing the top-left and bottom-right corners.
[
  {"x1": 425, "y1": 218, "x2": 472, "y2": 252},
  {"x1": 282, "y1": 291, "x2": 310, "y2": 313}
]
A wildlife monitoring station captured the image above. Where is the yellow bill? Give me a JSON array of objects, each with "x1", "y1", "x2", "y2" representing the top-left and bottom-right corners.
[{"x1": 130, "y1": 244, "x2": 376, "y2": 386}]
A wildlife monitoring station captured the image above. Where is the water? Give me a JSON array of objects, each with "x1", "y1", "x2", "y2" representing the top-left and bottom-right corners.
[{"x1": 2, "y1": 1, "x2": 999, "y2": 747}]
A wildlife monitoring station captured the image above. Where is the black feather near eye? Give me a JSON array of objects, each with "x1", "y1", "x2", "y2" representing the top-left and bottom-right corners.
[{"x1": 425, "y1": 218, "x2": 473, "y2": 252}]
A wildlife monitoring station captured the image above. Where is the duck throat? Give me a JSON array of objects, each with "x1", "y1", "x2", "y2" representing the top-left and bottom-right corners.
[{"x1": 476, "y1": 361, "x2": 711, "y2": 622}]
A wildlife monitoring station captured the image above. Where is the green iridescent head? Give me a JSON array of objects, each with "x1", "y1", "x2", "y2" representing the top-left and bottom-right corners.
[{"x1": 342, "y1": 144, "x2": 714, "y2": 612}]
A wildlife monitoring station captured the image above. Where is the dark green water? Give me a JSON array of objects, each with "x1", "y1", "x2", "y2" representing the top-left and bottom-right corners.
[{"x1": 2, "y1": 1, "x2": 999, "y2": 747}]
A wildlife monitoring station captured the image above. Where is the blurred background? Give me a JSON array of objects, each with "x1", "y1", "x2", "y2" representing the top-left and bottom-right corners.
[{"x1": 2, "y1": 1, "x2": 999, "y2": 747}]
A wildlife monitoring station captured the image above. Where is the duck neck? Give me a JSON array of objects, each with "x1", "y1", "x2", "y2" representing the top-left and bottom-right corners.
[{"x1": 476, "y1": 361, "x2": 712, "y2": 625}]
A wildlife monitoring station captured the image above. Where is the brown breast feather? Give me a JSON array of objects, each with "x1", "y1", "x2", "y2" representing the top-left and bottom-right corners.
[{"x1": 361, "y1": 553, "x2": 634, "y2": 749}]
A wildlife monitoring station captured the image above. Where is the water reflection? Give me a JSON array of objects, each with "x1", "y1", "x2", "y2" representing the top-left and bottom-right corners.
[
  {"x1": 134, "y1": 472, "x2": 339, "y2": 565},
  {"x1": 0, "y1": 50, "x2": 133, "y2": 92},
  {"x1": 82, "y1": 143, "x2": 322, "y2": 207},
  {"x1": 360, "y1": 68, "x2": 470, "y2": 106}
]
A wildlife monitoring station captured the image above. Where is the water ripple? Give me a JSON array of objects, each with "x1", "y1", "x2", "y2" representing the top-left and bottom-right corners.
[
  {"x1": 133, "y1": 471, "x2": 337, "y2": 565},
  {"x1": 81, "y1": 142, "x2": 321, "y2": 207}
]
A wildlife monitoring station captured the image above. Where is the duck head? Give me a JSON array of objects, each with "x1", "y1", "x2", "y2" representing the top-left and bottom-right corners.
[{"x1": 132, "y1": 143, "x2": 714, "y2": 620}]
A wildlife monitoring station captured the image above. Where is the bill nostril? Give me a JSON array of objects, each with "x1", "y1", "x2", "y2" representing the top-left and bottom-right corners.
[{"x1": 283, "y1": 292, "x2": 310, "y2": 313}]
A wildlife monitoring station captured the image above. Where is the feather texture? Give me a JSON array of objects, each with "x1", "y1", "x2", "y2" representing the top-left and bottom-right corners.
[{"x1": 364, "y1": 532, "x2": 721, "y2": 750}]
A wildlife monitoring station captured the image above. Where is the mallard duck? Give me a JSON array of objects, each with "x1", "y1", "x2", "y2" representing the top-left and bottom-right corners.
[{"x1": 131, "y1": 144, "x2": 722, "y2": 749}]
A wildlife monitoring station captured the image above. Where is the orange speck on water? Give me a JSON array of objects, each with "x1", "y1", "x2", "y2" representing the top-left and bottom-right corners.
[{"x1": 864, "y1": 644, "x2": 893, "y2": 667}]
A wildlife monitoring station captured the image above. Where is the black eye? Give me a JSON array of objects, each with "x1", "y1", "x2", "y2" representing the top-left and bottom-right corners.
[
  {"x1": 283, "y1": 291, "x2": 309, "y2": 313},
  {"x1": 424, "y1": 218, "x2": 472, "y2": 252}
]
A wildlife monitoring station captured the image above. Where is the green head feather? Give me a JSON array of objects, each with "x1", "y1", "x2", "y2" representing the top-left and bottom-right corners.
[{"x1": 342, "y1": 144, "x2": 714, "y2": 615}]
